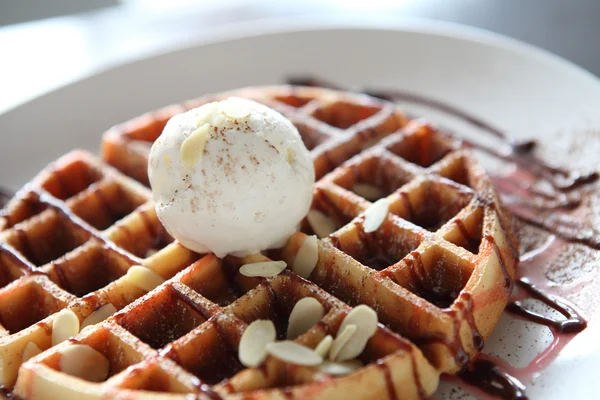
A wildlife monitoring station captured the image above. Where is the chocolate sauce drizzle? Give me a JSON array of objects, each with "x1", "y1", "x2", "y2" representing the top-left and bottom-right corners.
[
  {"x1": 375, "y1": 359, "x2": 398, "y2": 400},
  {"x1": 0, "y1": 386, "x2": 20, "y2": 400},
  {"x1": 506, "y1": 278, "x2": 587, "y2": 334},
  {"x1": 461, "y1": 359, "x2": 528, "y2": 400},
  {"x1": 289, "y1": 77, "x2": 596, "y2": 399},
  {"x1": 454, "y1": 219, "x2": 480, "y2": 254},
  {"x1": 289, "y1": 77, "x2": 600, "y2": 251},
  {"x1": 373, "y1": 327, "x2": 428, "y2": 399}
]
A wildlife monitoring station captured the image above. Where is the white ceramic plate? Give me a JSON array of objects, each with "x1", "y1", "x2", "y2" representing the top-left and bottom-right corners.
[{"x1": 1, "y1": 19, "x2": 599, "y2": 399}]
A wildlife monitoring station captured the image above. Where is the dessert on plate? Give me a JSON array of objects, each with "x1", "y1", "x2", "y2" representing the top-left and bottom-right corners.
[{"x1": 0, "y1": 86, "x2": 518, "y2": 399}]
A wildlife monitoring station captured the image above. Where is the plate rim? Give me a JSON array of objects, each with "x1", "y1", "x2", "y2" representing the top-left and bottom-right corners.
[{"x1": 2, "y1": 16, "x2": 599, "y2": 116}]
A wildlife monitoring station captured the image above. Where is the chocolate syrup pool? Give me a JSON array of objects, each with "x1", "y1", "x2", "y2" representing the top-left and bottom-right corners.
[{"x1": 291, "y1": 77, "x2": 599, "y2": 399}]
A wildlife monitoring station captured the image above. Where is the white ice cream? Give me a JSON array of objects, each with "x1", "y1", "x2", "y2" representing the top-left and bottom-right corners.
[{"x1": 148, "y1": 97, "x2": 315, "y2": 258}]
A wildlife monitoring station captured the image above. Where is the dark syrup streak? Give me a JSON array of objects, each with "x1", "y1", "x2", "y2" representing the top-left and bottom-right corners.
[
  {"x1": 454, "y1": 219, "x2": 481, "y2": 254},
  {"x1": 291, "y1": 77, "x2": 600, "y2": 250},
  {"x1": 460, "y1": 359, "x2": 528, "y2": 400},
  {"x1": 0, "y1": 386, "x2": 21, "y2": 400},
  {"x1": 289, "y1": 78, "x2": 597, "y2": 399},
  {"x1": 506, "y1": 278, "x2": 587, "y2": 334},
  {"x1": 376, "y1": 359, "x2": 398, "y2": 400},
  {"x1": 383, "y1": 96, "x2": 598, "y2": 250},
  {"x1": 377, "y1": 328, "x2": 428, "y2": 400}
]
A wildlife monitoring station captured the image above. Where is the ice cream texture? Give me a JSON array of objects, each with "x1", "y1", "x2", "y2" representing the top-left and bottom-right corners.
[{"x1": 148, "y1": 97, "x2": 315, "y2": 257}]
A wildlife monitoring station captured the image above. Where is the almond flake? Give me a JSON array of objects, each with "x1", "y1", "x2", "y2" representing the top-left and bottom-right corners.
[
  {"x1": 239, "y1": 261, "x2": 287, "y2": 278},
  {"x1": 291, "y1": 235, "x2": 318, "y2": 278},
  {"x1": 287, "y1": 298, "x2": 325, "y2": 339},
  {"x1": 287, "y1": 148, "x2": 295, "y2": 165},
  {"x1": 126, "y1": 265, "x2": 164, "y2": 292},
  {"x1": 22, "y1": 342, "x2": 42, "y2": 363},
  {"x1": 307, "y1": 210, "x2": 336, "y2": 238},
  {"x1": 333, "y1": 305, "x2": 378, "y2": 362},
  {"x1": 239, "y1": 320, "x2": 276, "y2": 367},
  {"x1": 329, "y1": 324, "x2": 357, "y2": 361},
  {"x1": 318, "y1": 360, "x2": 363, "y2": 376},
  {"x1": 314, "y1": 335, "x2": 333, "y2": 358},
  {"x1": 81, "y1": 304, "x2": 118, "y2": 329},
  {"x1": 59, "y1": 344, "x2": 110, "y2": 382},
  {"x1": 265, "y1": 341, "x2": 323, "y2": 366},
  {"x1": 181, "y1": 123, "x2": 210, "y2": 165},
  {"x1": 52, "y1": 309, "x2": 80, "y2": 346},
  {"x1": 194, "y1": 102, "x2": 219, "y2": 127},
  {"x1": 352, "y1": 183, "x2": 384, "y2": 201},
  {"x1": 362, "y1": 199, "x2": 389, "y2": 233},
  {"x1": 218, "y1": 97, "x2": 252, "y2": 120}
]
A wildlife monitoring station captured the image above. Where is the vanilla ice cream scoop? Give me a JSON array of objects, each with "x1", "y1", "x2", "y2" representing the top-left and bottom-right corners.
[{"x1": 148, "y1": 97, "x2": 315, "y2": 258}]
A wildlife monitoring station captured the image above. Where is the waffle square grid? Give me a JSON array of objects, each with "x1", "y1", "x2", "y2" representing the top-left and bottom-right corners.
[{"x1": 2, "y1": 86, "x2": 518, "y2": 400}]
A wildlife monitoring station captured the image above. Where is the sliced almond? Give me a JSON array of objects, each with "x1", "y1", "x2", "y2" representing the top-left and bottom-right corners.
[
  {"x1": 59, "y1": 344, "x2": 110, "y2": 382},
  {"x1": 333, "y1": 305, "x2": 378, "y2": 362},
  {"x1": 314, "y1": 335, "x2": 333, "y2": 358},
  {"x1": 195, "y1": 102, "x2": 219, "y2": 126},
  {"x1": 329, "y1": 324, "x2": 357, "y2": 361},
  {"x1": 218, "y1": 97, "x2": 252, "y2": 120},
  {"x1": 181, "y1": 123, "x2": 210, "y2": 164},
  {"x1": 292, "y1": 235, "x2": 319, "y2": 279},
  {"x1": 287, "y1": 148, "x2": 295, "y2": 165},
  {"x1": 362, "y1": 199, "x2": 389, "y2": 233},
  {"x1": 126, "y1": 265, "x2": 164, "y2": 292},
  {"x1": 239, "y1": 261, "x2": 287, "y2": 278},
  {"x1": 307, "y1": 210, "x2": 337, "y2": 238},
  {"x1": 81, "y1": 304, "x2": 118, "y2": 329},
  {"x1": 319, "y1": 360, "x2": 363, "y2": 376},
  {"x1": 239, "y1": 320, "x2": 276, "y2": 367},
  {"x1": 52, "y1": 309, "x2": 80, "y2": 346},
  {"x1": 265, "y1": 341, "x2": 323, "y2": 366},
  {"x1": 22, "y1": 342, "x2": 42, "y2": 363},
  {"x1": 287, "y1": 298, "x2": 325, "y2": 339},
  {"x1": 352, "y1": 183, "x2": 384, "y2": 201}
]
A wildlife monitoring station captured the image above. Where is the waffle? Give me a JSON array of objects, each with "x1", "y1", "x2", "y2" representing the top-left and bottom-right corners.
[{"x1": 3, "y1": 86, "x2": 518, "y2": 400}]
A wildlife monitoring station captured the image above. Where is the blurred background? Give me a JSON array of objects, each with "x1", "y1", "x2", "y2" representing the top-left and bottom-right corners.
[{"x1": 1, "y1": 0, "x2": 599, "y2": 113}]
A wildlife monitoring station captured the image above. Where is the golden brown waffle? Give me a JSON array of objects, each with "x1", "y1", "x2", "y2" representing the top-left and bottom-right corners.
[
  {"x1": 0, "y1": 151, "x2": 197, "y2": 387},
  {"x1": 5, "y1": 86, "x2": 518, "y2": 400}
]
